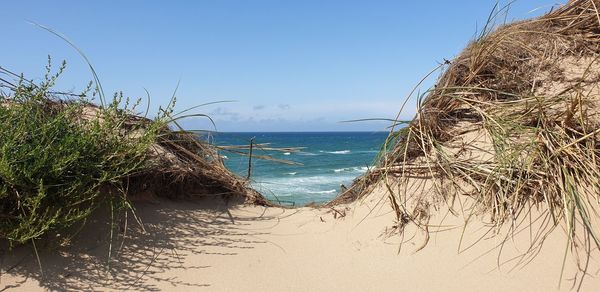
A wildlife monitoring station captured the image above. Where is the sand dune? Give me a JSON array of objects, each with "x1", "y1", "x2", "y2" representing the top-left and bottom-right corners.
[{"x1": 2, "y1": 185, "x2": 599, "y2": 291}]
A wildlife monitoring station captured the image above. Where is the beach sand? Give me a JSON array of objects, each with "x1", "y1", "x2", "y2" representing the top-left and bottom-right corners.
[{"x1": 2, "y1": 184, "x2": 599, "y2": 291}]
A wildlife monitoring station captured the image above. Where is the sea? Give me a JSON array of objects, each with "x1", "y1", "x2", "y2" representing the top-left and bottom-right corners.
[{"x1": 210, "y1": 132, "x2": 389, "y2": 206}]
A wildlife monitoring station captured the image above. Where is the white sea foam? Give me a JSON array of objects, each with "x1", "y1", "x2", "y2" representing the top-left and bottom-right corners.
[
  {"x1": 251, "y1": 173, "x2": 359, "y2": 205},
  {"x1": 287, "y1": 172, "x2": 298, "y2": 175},
  {"x1": 320, "y1": 150, "x2": 351, "y2": 154},
  {"x1": 220, "y1": 155, "x2": 228, "y2": 160},
  {"x1": 257, "y1": 175, "x2": 341, "y2": 185},
  {"x1": 307, "y1": 189, "x2": 337, "y2": 195},
  {"x1": 333, "y1": 166, "x2": 369, "y2": 173},
  {"x1": 283, "y1": 152, "x2": 291, "y2": 156},
  {"x1": 254, "y1": 175, "x2": 353, "y2": 190}
]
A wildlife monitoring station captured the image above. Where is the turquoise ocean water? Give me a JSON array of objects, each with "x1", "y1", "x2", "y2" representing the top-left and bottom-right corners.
[{"x1": 211, "y1": 132, "x2": 389, "y2": 206}]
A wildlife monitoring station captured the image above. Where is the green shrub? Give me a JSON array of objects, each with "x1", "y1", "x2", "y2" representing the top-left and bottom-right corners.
[{"x1": 0, "y1": 61, "x2": 170, "y2": 245}]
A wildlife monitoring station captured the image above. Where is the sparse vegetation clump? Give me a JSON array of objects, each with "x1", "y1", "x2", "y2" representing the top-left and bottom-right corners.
[{"x1": 0, "y1": 60, "x2": 266, "y2": 247}]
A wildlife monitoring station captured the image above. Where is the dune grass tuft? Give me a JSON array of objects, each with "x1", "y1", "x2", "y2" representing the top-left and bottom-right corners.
[{"x1": 336, "y1": 3, "x2": 600, "y2": 284}]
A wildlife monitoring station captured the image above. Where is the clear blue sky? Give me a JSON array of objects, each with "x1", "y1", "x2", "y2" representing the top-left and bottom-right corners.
[{"x1": 1, "y1": 0, "x2": 561, "y2": 131}]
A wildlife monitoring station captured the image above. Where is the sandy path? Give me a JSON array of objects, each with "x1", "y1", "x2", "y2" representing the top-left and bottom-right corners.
[{"x1": 2, "y1": 190, "x2": 600, "y2": 291}]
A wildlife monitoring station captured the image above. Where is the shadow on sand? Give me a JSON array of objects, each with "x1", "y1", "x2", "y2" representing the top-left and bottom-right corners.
[{"x1": 0, "y1": 196, "x2": 279, "y2": 291}]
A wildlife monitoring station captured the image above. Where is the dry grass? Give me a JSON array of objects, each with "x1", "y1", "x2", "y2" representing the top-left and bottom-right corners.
[{"x1": 341, "y1": 0, "x2": 600, "y2": 285}]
